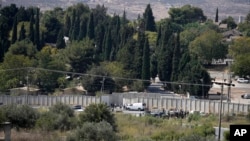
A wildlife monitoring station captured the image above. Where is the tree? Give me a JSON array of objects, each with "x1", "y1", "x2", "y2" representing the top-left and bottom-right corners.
[
  {"x1": 78, "y1": 103, "x2": 117, "y2": 131},
  {"x1": 36, "y1": 46, "x2": 66, "y2": 92},
  {"x1": 221, "y1": 16, "x2": 237, "y2": 29},
  {"x1": 44, "y1": 17, "x2": 61, "y2": 43},
  {"x1": 104, "y1": 28, "x2": 112, "y2": 61},
  {"x1": 171, "y1": 33, "x2": 181, "y2": 91},
  {"x1": 141, "y1": 37, "x2": 150, "y2": 87},
  {"x1": 65, "y1": 40, "x2": 95, "y2": 73},
  {"x1": 35, "y1": 8, "x2": 40, "y2": 50},
  {"x1": 29, "y1": 10, "x2": 35, "y2": 43},
  {"x1": 229, "y1": 37, "x2": 250, "y2": 58},
  {"x1": 150, "y1": 53, "x2": 158, "y2": 81},
  {"x1": 87, "y1": 12, "x2": 95, "y2": 39},
  {"x1": 11, "y1": 16, "x2": 17, "y2": 44},
  {"x1": 18, "y1": 23, "x2": 26, "y2": 41},
  {"x1": 82, "y1": 65, "x2": 115, "y2": 94},
  {"x1": 168, "y1": 5, "x2": 206, "y2": 25},
  {"x1": 121, "y1": 10, "x2": 129, "y2": 25},
  {"x1": 56, "y1": 29, "x2": 66, "y2": 49},
  {"x1": 134, "y1": 32, "x2": 145, "y2": 79},
  {"x1": 189, "y1": 30, "x2": 227, "y2": 64},
  {"x1": 64, "y1": 15, "x2": 71, "y2": 37},
  {"x1": 157, "y1": 21, "x2": 175, "y2": 88},
  {"x1": 232, "y1": 53, "x2": 250, "y2": 77},
  {"x1": 1, "y1": 104, "x2": 39, "y2": 129},
  {"x1": 78, "y1": 16, "x2": 88, "y2": 40},
  {"x1": 215, "y1": 8, "x2": 219, "y2": 22},
  {"x1": 143, "y1": 4, "x2": 156, "y2": 31}
]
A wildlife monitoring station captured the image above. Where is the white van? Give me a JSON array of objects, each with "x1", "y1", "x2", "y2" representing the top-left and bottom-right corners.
[{"x1": 125, "y1": 103, "x2": 146, "y2": 111}]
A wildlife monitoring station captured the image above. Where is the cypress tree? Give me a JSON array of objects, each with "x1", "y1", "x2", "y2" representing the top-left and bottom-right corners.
[
  {"x1": 19, "y1": 23, "x2": 26, "y2": 41},
  {"x1": 69, "y1": 10, "x2": 76, "y2": 40},
  {"x1": 121, "y1": 10, "x2": 128, "y2": 25},
  {"x1": 40, "y1": 31, "x2": 45, "y2": 47},
  {"x1": 104, "y1": 29, "x2": 112, "y2": 61},
  {"x1": 94, "y1": 23, "x2": 105, "y2": 55},
  {"x1": 134, "y1": 31, "x2": 145, "y2": 79},
  {"x1": 56, "y1": 29, "x2": 66, "y2": 49},
  {"x1": 11, "y1": 16, "x2": 17, "y2": 44},
  {"x1": 64, "y1": 15, "x2": 71, "y2": 37},
  {"x1": 72, "y1": 16, "x2": 80, "y2": 40},
  {"x1": 143, "y1": 4, "x2": 156, "y2": 31},
  {"x1": 215, "y1": 8, "x2": 219, "y2": 22},
  {"x1": 35, "y1": 8, "x2": 40, "y2": 50},
  {"x1": 157, "y1": 26, "x2": 174, "y2": 89},
  {"x1": 29, "y1": 9, "x2": 34, "y2": 43},
  {"x1": 78, "y1": 17, "x2": 88, "y2": 40},
  {"x1": 171, "y1": 33, "x2": 181, "y2": 91},
  {"x1": 150, "y1": 53, "x2": 158, "y2": 82},
  {"x1": 156, "y1": 25, "x2": 162, "y2": 47},
  {"x1": 87, "y1": 12, "x2": 95, "y2": 39},
  {"x1": 142, "y1": 37, "x2": 150, "y2": 87}
]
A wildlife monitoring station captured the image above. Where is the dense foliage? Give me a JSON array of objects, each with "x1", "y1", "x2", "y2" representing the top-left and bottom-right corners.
[{"x1": 0, "y1": 3, "x2": 249, "y2": 96}]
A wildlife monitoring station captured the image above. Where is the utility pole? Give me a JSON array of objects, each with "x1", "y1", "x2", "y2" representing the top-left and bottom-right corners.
[
  {"x1": 213, "y1": 75, "x2": 235, "y2": 141},
  {"x1": 26, "y1": 69, "x2": 30, "y2": 104},
  {"x1": 227, "y1": 60, "x2": 233, "y2": 102},
  {"x1": 101, "y1": 77, "x2": 105, "y2": 94}
]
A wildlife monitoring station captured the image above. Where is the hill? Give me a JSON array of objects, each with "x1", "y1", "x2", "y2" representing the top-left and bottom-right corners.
[{"x1": 1, "y1": 0, "x2": 250, "y2": 21}]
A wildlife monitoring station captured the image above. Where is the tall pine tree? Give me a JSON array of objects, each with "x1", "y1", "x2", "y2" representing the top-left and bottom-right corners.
[
  {"x1": 64, "y1": 15, "x2": 71, "y2": 37},
  {"x1": 134, "y1": 31, "x2": 145, "y2": 79},
  {"x1": 170, "y1": 33, "x2": 181, "y2": 91},
  {"x1": 87, "y1": 12, "x2": 95, "y2": 40},
  {"x1": 19, "y1": 23, "x2": 26, "y2": 41},
  {"x1": 215, "y1": 8, "x2": 219, "y2": 22},
  {"x1": 104, "y1": 28, "x2": 112, "y2": 61},
  {"x1": 29, "y1": 9, "x2": 34, "y2": 43},
  {"x1": 56, "y1": 29, "x2": 66, "y2": 49},
  {"x1": 142, "y1": 37, "x2": 150, "y2": 87},
  {"x1": 143, "y1": 4, "x2": 156, "y2": 31},
  {"x1": 35, "y1": 8, "x2": 40, "y2": 50},
  {"x1": 11, "y1": 16, "x2": 17, "y2": 44}
]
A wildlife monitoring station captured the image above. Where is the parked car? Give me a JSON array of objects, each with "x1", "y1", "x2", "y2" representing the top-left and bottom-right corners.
[
  {"x1": 125, "y1": 102, "x2": 146, "y2": 111},
  {"x1": 237, "y1": 78, "x2": 249, "y2": 83},
  {"x1": 72, "y1": 105, "x2": 84, "y2": 112},
  {"x1": 149, "y1": 108, "x2": 167, "y2": 117},
  {"x1": 241, "y1": 93, "x2": 250, "y2": 99}
]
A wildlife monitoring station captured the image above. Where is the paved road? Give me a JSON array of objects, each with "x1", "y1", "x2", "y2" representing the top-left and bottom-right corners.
[{"x1": 209, "y1": 71, "x2": 250, "y2": 104}]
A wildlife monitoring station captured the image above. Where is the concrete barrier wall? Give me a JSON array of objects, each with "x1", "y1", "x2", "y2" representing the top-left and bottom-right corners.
[
  {"x1": 0, "y1": 94, "x2": 249, "y2": 115},
  {"x1": 0, "y1": 95, "x2": 102, "y2": 107},
  {"x1": 122, "y1": 97, "x2": 250, "y2": 115}
]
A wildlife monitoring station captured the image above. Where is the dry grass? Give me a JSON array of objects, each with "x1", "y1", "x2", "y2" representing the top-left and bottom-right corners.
[
  {"x1": 0, "y1": 112, "x2": 248, "y2": 141},
  {"x1": 0, "y1": 129, "x2": 64, "y2": 141}
]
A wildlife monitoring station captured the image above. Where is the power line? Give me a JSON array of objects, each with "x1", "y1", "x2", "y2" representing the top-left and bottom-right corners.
[{"x1": 0, "y1": 67, "x2": 214, "y2": 87}]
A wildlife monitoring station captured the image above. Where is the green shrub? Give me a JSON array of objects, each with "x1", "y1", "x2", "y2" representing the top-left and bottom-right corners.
[
  {"x1": 1, "y1": 104, "x2": 39, "y2": 129},
  {"x1": 78, "y1": 103, "x2": 117, "y2": 131},
  {"x1": 67, "y1": 121, "x2": 117, "y2": 141},
  {"x1": 193, "y1": 123, "x2": 215, "y2": 137},
  {"x1": 36, "y1": 103, "x2": 77, "y2": 131},
  {"x1": 187, "y1": 113, "x2": 201, "y2": 122},
  {"x1": 49, "y1": 102, "x2": 74, "y2": 117},
  {"x1": 0, "y1": 108, "x2": 7, "y2": 123},
  {"x1": 223, "y1": 130, "x2": 230, "y2": 141},
  {"x1": 35, "y1": 111, "x2": 57, "y2": 131},
  {"x1": 246, "y1": 110, "x2": 250, "y2": 121}
]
